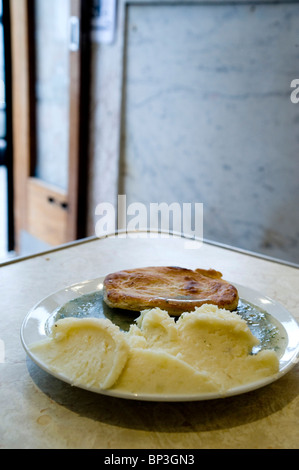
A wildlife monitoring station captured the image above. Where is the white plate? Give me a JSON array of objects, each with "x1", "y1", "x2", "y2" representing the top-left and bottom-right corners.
[{"x1": 20, "y1": 278, "x2": 299, "y2": 402}]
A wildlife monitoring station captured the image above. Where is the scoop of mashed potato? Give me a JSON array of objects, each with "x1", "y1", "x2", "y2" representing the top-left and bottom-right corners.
[
  {"x1": 30, "y1": 317, "x2": 129, "y2": 389},
  {"x1": 122, "y1": 306, "x2": 279, "y2": 392},
  {"x1": 30, "y1": 305, "x2": 279, "y2": 395}
]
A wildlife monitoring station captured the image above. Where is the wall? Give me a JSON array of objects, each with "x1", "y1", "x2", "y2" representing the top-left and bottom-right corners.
[{"x1": 87, "y1": 1, "x2": 299, "y2": 265}]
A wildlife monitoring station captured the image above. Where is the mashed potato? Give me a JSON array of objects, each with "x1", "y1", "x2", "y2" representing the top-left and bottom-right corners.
[
  {"x1": 30, "y1": 305, "x2": 279, "y2": 395},
  {"x1": 30, "y1": 317, "x2": 129, "y2": 389}
]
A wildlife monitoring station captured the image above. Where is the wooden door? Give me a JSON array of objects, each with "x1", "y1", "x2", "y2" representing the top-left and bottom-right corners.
[{"x1": 10, "y1": 0, "x2": 91, "y2": 253}]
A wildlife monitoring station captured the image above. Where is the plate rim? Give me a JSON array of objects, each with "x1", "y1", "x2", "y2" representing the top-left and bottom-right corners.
[{"x1": 20, "y1": 277, "x2": 299, "y2": 402}]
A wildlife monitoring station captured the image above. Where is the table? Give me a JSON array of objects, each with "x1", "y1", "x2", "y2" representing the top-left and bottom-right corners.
[{"x1": 0, "y1": 233, "x2": 298, "y2": 449}]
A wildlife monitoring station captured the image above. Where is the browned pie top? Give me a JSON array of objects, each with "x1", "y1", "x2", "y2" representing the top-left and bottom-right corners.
[{"x1": 103, "y1": 266, "x2": 239, "y2": 315}]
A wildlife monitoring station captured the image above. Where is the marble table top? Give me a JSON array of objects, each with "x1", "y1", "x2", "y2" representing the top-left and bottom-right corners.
[{"x1": 0, "y1": 234, "x2": 298, "y2": 449}]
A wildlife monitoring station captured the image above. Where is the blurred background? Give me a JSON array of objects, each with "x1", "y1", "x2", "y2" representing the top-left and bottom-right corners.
[{"x1": 0, "y1": 0, "x2": 299, "y2": 265}]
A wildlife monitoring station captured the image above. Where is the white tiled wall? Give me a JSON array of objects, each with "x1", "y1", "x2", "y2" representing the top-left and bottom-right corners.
[{"x1": 113, "y1": 2, "x2": 299, "y2": 264}]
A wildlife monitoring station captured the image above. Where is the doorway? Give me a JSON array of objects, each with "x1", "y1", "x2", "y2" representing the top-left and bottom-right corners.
[
  {"x1": 8, "y1": 0, "x2": 91, "y2": 259},
  {"x1": 0, "y1": 0, "x2": 13, "y2": 262}
]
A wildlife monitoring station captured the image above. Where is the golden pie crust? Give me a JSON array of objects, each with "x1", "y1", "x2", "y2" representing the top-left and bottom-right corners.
[{"x1": 103, "y1": 266, "x2": 239, "y2": 315}]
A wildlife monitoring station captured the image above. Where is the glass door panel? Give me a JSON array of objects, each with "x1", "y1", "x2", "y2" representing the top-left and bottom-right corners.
[{"x1": 34, "y1": 0, "x2": 70, "y2": 191}]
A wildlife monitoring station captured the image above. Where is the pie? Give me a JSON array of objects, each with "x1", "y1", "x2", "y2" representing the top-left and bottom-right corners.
[{"x1": 103, "y1": 266, "x2": 239, "y2": 315}]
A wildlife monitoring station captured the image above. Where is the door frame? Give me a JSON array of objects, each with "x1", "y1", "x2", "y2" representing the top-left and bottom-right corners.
[
  {"x1": 2, "y1": 0, "x2": 14, "y2": 251},
  {"x1": 10, "y1": 0, "x2": 91, "y2": 252}
]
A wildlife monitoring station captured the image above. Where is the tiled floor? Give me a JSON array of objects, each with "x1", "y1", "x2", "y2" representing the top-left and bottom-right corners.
[{"x1": 0, "y1": 165, "x2": 51, "y2": 263}]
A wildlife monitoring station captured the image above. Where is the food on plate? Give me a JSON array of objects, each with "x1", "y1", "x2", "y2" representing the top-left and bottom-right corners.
[
  {"x1": 112, "y1": 347, "x2": 219, "y2": 394},
  {"x1": 120, "y1": 305, "x2": 279, "y2": 393},
  {"x1": 29, "y1": 304, "x2": 279, "y2": 395},
  {"x1": 30, "y1": 317, "x2": 129, "y2": 389},
  {"x1": 103, "y1": 266, "x2": 239, "y2": 315}
]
